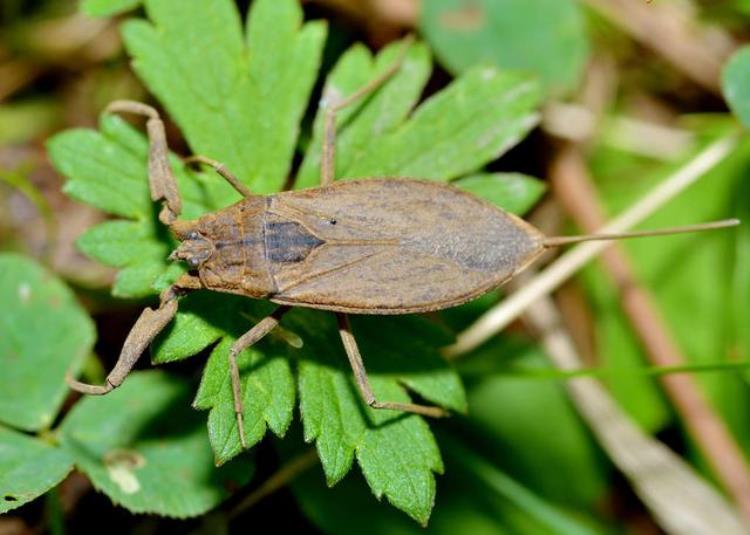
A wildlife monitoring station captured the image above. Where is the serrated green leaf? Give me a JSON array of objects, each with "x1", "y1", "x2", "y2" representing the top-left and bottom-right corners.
[
  {"x1": 345, "y1": 67, "x2": 540, "y2": 180},
  {"x1": 150, "y1": 294, "x2": 295, "y2": 463},
  {"x1": 286, "y1": 428, "x2": 602, "y2": 534},
  {"x1": 59, "y1": 371, "x2": 253, "y2": 518},
  {"x1": 194, "y1": 337, "x2": 295, "y2": 465},
  {"x1": 122, "y1": 0, "x2": 326, "y2": 194},
  {"x1": 420, "y1": 0, "x2": 589, "y2": 95},
  {"x1": 81, "y1": 0, "x2": 141, "y2": 17},
  {"x1": 455, "y1": 172, "x2": 546, "y2": 215},
  {"x1": 0, "y1": 254, "x2": 95, "y2": 431},
  {"x1": 49, "y1": 124, "x2": 150, "y2": 219},
  {"x1": 48, "y1": 114, "x2": 223, "y2": 297},
  {"x1": 349, "y1": 316, "x2": 466, "y2": 413},
  {"x1": 293, "y1": 311, "x2": 463, "y2": 524},
  {"x1": 111, "y1": 260, "x2": 168, "y2": 298},
  {"x1": 151, "y1": 292, "x2": 226, "y2": 364},
  {"x1": 0, "y1": 427, "x2": 74, "y2": 514},
  {"x1": 298, "y1": 44, "x2": 540, "y2": 185},
  {"x1": 77, "y1": 220, "x2": 166, "y2": 267},
  {"x1": 296, "y1": 38, "x2": 432, "y2": 189},
  {"x1": 722, "y1": 46, "x2": 750, "y2": 129}
]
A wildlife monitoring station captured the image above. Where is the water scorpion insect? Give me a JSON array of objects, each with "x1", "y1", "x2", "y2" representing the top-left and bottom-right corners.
[{"x1": 67, "y1": 41, "x2": 739, "y2": 448}]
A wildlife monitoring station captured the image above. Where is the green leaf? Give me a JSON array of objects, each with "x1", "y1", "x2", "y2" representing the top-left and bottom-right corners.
[
  {"x1": 286, "y1": 429, "x2": 602, "y2": 534},
  {"x1": 296, "y1": 38, "x2": 433, "y2": 189},
  {"x1": 48, "y1": 114, "x2": 224, "y2": 297},
  {"x1": 196, "y1": 336, "x2": 294, "y2": 459},
  {"x1": 348, "y1": 67, "x2": 539, "y2": 180},
  {"x1": 192, "y1": 323, "x2": 296, "y2": 464},
  {"x1": 420, "y1": 0, "x2": 589, "y2": 95},
  {"x1": 302, "y1": 58, "x2": 540, "y2": 182},
  {"x1": 722, "y1": 45, "x2": 750, "y2": 129},
  {"x1": 294, "y1": 311, "x2": 464, "y2": 524},
  {"x1": 0, "y1": 254, "x2": 95, "y2": 431},
  {"x1": 122, "y1": 0, "x2": 326, "y2": 194},
  {"x1": 81, "y1": 0, "x2": 141, "y2": 17},
  {"x1": 77, "y1": 220, "x2": 163, "y2": 267},
  {"x1": 48, "y1": 117, "x2": 152, "y2": 219},
  {"x1": 150, "y1": 291, "x2": 225, "y2": 364},
  {"x1": 455, "y1": 172, "x2": 546, "y2": 215},
  {"x1": 59, "y1": 371, "x2": 253, "y2": 518},
  {"x1": 150, "y1": 294, "x2": 296, "y2": 464},
  {"x1": 0, "y1": 427, "x2": 74, "y2": 514}
]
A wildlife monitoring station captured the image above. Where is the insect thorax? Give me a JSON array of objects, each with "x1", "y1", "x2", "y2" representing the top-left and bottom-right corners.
[{"x1": 193, "y1": 198, "x2": 275, "y2": 298}]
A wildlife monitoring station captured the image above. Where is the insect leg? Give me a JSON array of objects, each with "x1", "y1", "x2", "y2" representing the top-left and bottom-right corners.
[
  {"x1": 336, "y1": 313, "x2": 448, "y2": 418},
  {"x1": 106, "y1": 100, "x2": 182, "y2": 225},
  {"x1": 320, "y1": 36, "x2": 414, "y2": 187},
  {"x1": 66, "y1": 274, "x2": 201, "y2": 395},
  {"x1": 184, "y1": 155, "x2": 254, "y2": 199},
  {"x1": 228, "y1": 306, "x2": 291, "y2": 449}
]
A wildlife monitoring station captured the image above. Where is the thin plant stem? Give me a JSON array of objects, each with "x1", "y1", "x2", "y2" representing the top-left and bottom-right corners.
[{"x1": 230, "y1": 449, "x2": 319, "y2": 518}]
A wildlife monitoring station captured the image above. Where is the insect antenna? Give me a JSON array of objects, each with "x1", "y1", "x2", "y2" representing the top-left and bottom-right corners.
[{"x1": 542, "y1": 218, "x2": 740, "y2": 248}]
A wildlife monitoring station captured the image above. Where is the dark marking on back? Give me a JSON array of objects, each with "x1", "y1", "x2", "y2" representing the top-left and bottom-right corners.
[
  {"x1": 265, "y1": 220, "x2": 325, "y2": 263},
  {"x1": 214, "y1": 237, "x2": 261, "y2": 250}
]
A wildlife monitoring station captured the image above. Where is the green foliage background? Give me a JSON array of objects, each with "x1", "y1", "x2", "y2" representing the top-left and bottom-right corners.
[{"x1": 2, "y1": 0, "x2": 750, "y2": 532}]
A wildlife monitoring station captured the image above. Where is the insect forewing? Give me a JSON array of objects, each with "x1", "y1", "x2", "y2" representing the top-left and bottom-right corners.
[{"x1": 266, "y1": 179, "x2": 545, "y2": 314}]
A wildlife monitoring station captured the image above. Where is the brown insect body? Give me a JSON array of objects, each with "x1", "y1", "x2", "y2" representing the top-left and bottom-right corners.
[
  {"x1": 67, "y1": 44, "x2": 738, "y2": 448},
  {"x1": 172, "y1": 195, "x2": 274, "y2": 299},
  {"x1": 175, "y1": 179, "x2": 545, "y2": 315}
]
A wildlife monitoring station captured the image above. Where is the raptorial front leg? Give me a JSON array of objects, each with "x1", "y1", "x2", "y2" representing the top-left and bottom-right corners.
[
  {"x1": 229, "y1": 306, "x2": 291, "y2": 449},
  {"x1": 319, "y1": 36, "x2": 414, "y2": 187},
  {"x1": 67, "y1": 274, "x2": 202, "y2": 395},
  {"x1": 106, "y1": 100, "x2": 182, "y2": 225},
  {"x1": 336, "y1": 313, "x2": 448, "y2": 418}
]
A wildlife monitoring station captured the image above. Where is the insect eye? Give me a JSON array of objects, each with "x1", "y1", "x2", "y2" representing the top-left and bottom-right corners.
[
  {"x1": 329, "y1": 219, "x2": 337, "y2": 225},
  {"x1": 189, "y1": 257, "x2": 200, "y2": 267},
  {"x1": 188, "y1": 231, "x2": 199, "y2": 240}
]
